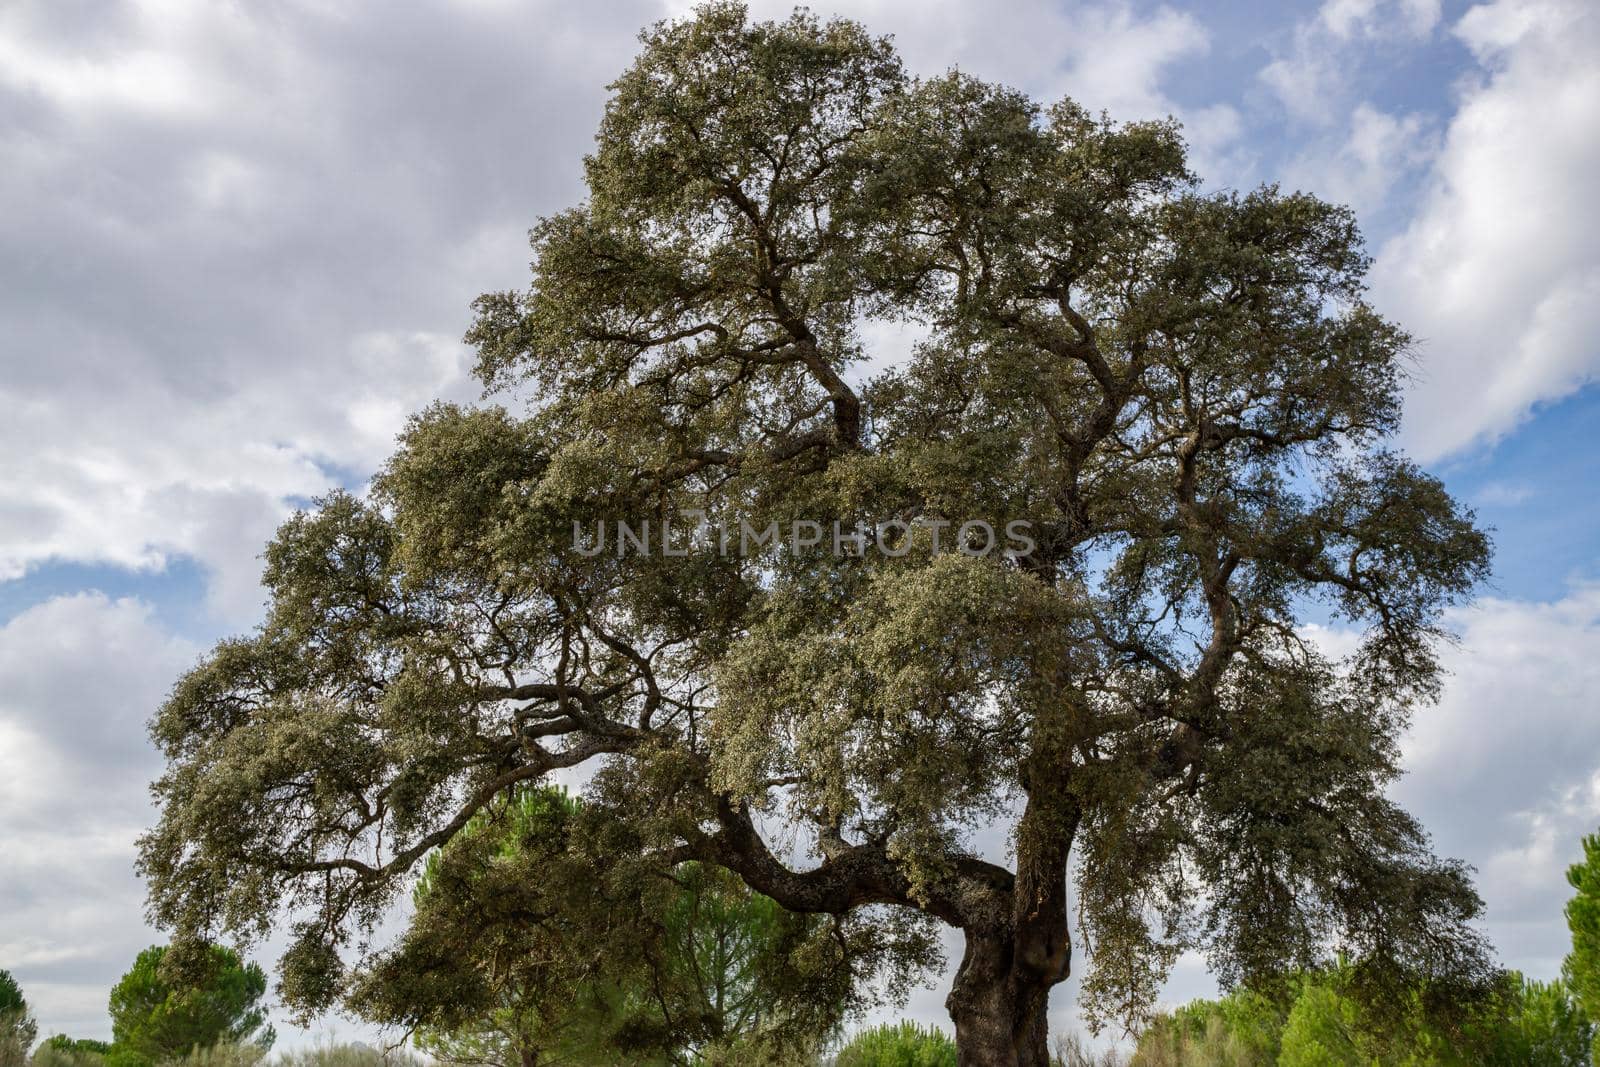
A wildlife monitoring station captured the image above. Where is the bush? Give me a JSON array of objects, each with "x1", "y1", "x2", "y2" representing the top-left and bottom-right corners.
[
  {"x1": 1130, "y1": 988, "x2": 1282, "y2": 1067},
  {"x1": 31, "y1": 1038, "x2": 111, "y2": 1067},
  {"x1": 42, "y1": 1040, "x2": 110, "y2": 1057},
  {"x1": 151, "y1": 1045, "x2": 265, "y2": 1067},
  {"x1": 1131, "y1": 1013, "x2": 1274, "y2": 1067},
  {"x1": 1052, "y1": 1031, "x2": 1126, "y2": 1066},
  {"x1": 30, "y1": 1048, "x2": 86, "y2": 1067},
  {"x1": 834, "y1": 1022, "x2": 958, "y2": 1067},
  {"x1": 1515, "y1": 977, "x2": 1592, "y2": 1066},
  {"x1": 1128, "y1": 966, "x2": 1592, "y2": 1067},
  {"x1": 273, "y1": 1043, "x2": 424, "y2": 1067}
]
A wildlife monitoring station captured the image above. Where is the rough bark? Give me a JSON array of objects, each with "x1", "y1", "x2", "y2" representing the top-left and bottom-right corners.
[
  {"x1": 947, "y1": 927, "x2": 1056, "y2": 1067},
  {"x1": 945, "y1": 780, "x2": 1077, "y2": 1067}
]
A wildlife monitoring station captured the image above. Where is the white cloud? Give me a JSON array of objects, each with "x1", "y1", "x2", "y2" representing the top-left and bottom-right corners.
[
  {"x1": 0, "y1": 593, "x2": 410, "y2": 1049},
  {"x1": 1282, "y1": 102, "x2": 1437, "y2": 222},
  {"x1": 1401, "y1": 586, "x2": 1600, "y2": 788},
  {"x1": 1473, "y1": 480, "x2": 1536, "y2": 508},
  {"x1": 1261, "y1": 0, "x2": 1442, "y2": 124},
  {"x1": 0, "y1": 329, "x2": 469, "y2": 623},
  {"x1": 1385, "y1": 584, "x2": 1600, "y2": 975},
  {"x1": 0, "y1": 6, "x2": 210, "y2": 121},
  {"x1": 0, "y1": 1, "x2": 659, "y2": 627},
  {"x1": 0, "y1": 594, "x2": 193, "y2": 758},
  {"x1": 1319, "y1": 0, "x2": 1442, "y2": 40},
  {"x1": 1041, "y1": 3, "x2": 1209, "y2": 119},
  {"x1": 1259, "y1": 52, "x2": 1339, "y2": 126},
  {"x1": 1371, "y1": 0, "x2": 1600, "y2": 461}
]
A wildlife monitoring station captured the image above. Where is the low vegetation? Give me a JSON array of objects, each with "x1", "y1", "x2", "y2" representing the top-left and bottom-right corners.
[
  {"x1": 1127, "y1": 966, "x2": 1592, "y2": 1066},
  {"x1": 24, "y1": 1046, "x2": 411, "y2": 1067},
  {"x1": 5, "y1": 751, "x2": 1600, "y2": 1067},
  {"x1": 830, "y1": 966, "x2": 1595, "y2": 1066},
  {"x1": 835, "y1": 1022, "x2": 958, "y2": 1067}
]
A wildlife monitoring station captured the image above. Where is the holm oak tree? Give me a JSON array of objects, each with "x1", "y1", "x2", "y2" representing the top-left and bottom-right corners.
[{"x1": 139, "y1": 5, "x2": 1494, "y2": 1064}]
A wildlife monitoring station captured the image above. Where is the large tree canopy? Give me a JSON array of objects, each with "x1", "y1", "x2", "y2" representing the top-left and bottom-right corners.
[{"x1": 139, "y1": 4, "x2": 1492, "y2": 1064}]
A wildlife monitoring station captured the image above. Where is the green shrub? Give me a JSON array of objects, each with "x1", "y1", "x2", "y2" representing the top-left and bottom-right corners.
[
  {"x1": 1131, "y1": 1013, "x2": 1275, "y2": 1067},
  {"x1": 834, "y1": 1021, "x2": 958, "y2": 1067},
  {"x1": 1564, "y1": 833, "x2": 1600, "y2": 1065},
  {"x1": 108, "y1": 945, "x2": 273, "y2": 1067},
  {"x1": 151, "y1": 1044, "x2": 265, "y2": 1067},
  {"x1": 1128, "y1": 966, "x2": 1592, "y2": 1067},
  {"x1": 31, "y1": 1037, "x2": 112, "y2": 1067},
  {"x1": 1277, "y1": 982, "x2": 1366, "y2": 1067},
  {"x1": 273, "y1": 1043, "x2": 424, "y2": 1067},
  {"x1": 1471, "y1": 974, "x2": 1593, "y2": 1067},
  {"x1": 1130, "y1": 987, "x2": 1282, "y2": 1067},
  {"x1": 1512, "y1": 976, "x2": 1593, "y2": 1066}
]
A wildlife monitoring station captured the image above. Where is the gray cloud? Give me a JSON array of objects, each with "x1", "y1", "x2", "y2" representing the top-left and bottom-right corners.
[
  {"x1": 0, "y1": 594, "x2": 195, "y2": 1040},
  {"x1": 0, "y1": 0, "x2": 661, "y2": 622}
]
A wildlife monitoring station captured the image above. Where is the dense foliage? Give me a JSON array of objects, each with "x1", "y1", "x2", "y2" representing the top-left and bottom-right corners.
[
  {"x1": 359, "y1": 785, "x2": 855, "y2": 1065},
  {"x1": 835, "y1": 1022, "x2": 959, "y2": 1067},
  {"x1": 137, "y1": 3, "x2": 1492, "y2": 1062},
  {"x1": 107, "y1": 947, "x2": 272, "y2": 1067}
]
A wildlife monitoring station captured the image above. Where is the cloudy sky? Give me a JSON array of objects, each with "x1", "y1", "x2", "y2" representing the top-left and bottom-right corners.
[{"x1": 1, "y1": 0, "x2": 1597, "y2": 1050}]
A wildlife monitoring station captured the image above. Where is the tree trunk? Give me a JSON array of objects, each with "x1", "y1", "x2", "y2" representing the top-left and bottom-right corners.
[
  {"x1": 947, "y1": 761, "x2": 1078, "y2": 1067},
  {"x1": 946, "y1": 928, "x2": 1056, "y2": 1067}
]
